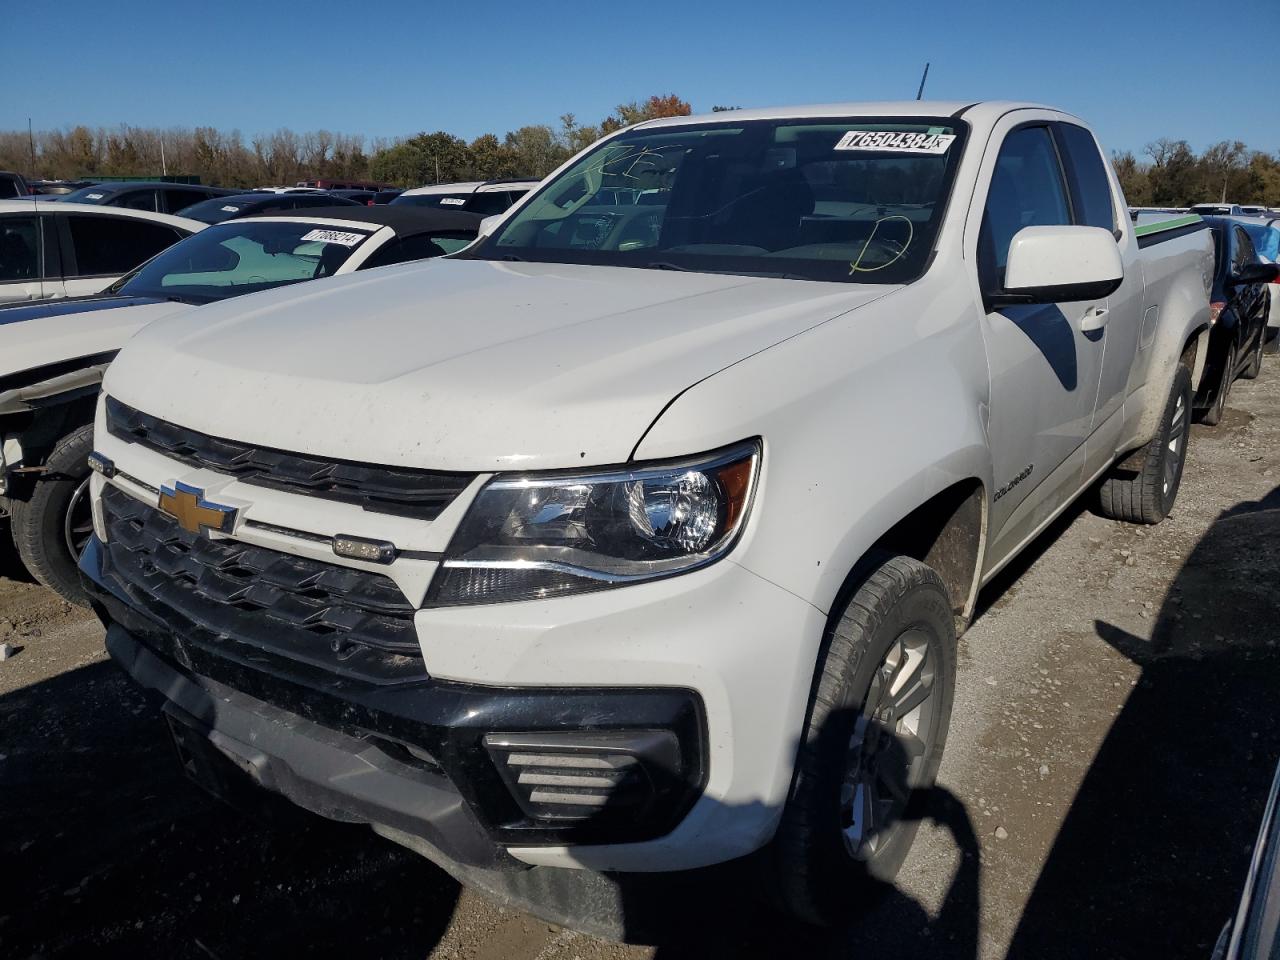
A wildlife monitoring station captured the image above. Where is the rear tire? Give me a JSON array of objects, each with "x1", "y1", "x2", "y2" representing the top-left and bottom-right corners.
[
  {"x1": 771, "y1": 552, "x2": 956, "y2": 925},
  {"x1": 10, "y1": 423, "x2": 95, "y2": 606},
  {"x1": 1097, "y1": 363, "x2": 1192, "y2": 524},
  {"x1": 1200, "y1": 342, "x2": 1236, "y2": 426}
]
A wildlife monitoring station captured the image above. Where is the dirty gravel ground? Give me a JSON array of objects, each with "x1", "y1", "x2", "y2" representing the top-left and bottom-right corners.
[{"x1": 2, "y1": 364, "x2": 1279, "y2": 960}]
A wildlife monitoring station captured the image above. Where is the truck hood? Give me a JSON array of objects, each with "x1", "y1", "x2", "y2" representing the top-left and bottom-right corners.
[
  {"x1": 0, "y1": 296, "x2": 192, "y2": 380},
  {"x1": 105, "y1": 259, "x2": 898, "y2": 470}
]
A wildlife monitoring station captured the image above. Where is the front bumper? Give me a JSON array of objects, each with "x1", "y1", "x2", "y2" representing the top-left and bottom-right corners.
[
  {"x1": 81, "y1": 531, "x2": 707, "y2": 842},
  {"x1": 82, "y1": 533, "x2": 751, "y2": 936}
]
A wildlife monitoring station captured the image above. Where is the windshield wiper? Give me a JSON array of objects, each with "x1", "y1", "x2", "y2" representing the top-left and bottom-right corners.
[{"x1": 643, "y1": 261, "x2": 692, "y2": 272}]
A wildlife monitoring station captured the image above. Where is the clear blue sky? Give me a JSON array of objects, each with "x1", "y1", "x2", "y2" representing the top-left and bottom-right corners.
[{"x1": 3, "y1": 0, "x2": 1272, "y2": 157}]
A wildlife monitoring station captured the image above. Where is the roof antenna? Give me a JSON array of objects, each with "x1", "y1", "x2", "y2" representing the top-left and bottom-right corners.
[{"x1": 915, "y1": 62, "x2": 930, "y2": 100}]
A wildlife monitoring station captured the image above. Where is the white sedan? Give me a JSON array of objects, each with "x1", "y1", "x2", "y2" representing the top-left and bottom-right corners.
[{"x1": 0, "y1": 201, "x2": 203, "y2": 304}]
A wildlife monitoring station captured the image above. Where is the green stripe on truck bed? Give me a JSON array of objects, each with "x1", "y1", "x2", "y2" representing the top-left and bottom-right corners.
[{"x1": 1133, "y1": 214, "x2": 1204, "y2": 238}]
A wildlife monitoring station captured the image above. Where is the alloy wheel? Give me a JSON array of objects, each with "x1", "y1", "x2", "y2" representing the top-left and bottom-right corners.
[
  {"x1": 63, "y1": 476, "x2": 94, "y2": 560},
  {"x1": 840, "y1": 628, "x2": 940, "y2": 860}
]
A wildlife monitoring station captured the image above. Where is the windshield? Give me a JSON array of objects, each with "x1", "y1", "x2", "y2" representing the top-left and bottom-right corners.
[
  {"x1": 1241, "y1": 222, "x2": 1280, "y2": 261},
  {"x1": 109, "y1": 220, "x2": 375, "y2": 304},
  {"x1": 469, "y1": 117, "x2": 966, "y2": 283},
  {"x1": 175, "y1": 196, "x2": 256, "y2": 224},
  {"x1": 60, "y1": 185, "x2": 113, "y2": 204}
]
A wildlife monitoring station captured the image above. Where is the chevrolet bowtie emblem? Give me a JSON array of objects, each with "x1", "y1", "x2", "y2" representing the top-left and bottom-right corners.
[{"x1": 157, "y1": 481, "x2": 237, "y2": 536}]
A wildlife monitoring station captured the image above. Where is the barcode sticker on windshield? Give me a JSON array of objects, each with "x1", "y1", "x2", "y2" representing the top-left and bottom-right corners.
[
  {"x1": 221, "y1": 205, "x2": 240, "y2": 212},
  {"x1": 439, "y1": 197, "x2": 465, "y2": 206},
  {"x1": 86, "y1": 193, "x2": 104, "y2": 200},
  {"x1": 299, "y1": 229, "x2": 365, "y2": 246},
  {"x1": 834, "y1": 131, "x2": 955, "y2": 154}
]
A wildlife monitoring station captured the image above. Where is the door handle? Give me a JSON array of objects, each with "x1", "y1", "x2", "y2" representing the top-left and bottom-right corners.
[{"x1": 1080, "y1": 306, "x2": 1109, "y2": 332}]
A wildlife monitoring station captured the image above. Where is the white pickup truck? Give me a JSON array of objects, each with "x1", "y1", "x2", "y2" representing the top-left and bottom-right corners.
[{"x1": 80, "y1": 101, "x2": 1213, "y2": 934}]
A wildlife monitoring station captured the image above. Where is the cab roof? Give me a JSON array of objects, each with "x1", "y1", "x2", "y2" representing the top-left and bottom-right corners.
[{"x1": 633, "y1": 100, "x2": 1062, "y2": 129}]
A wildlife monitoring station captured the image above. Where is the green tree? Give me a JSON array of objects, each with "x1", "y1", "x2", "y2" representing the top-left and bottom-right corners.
[{"x1": 503, "y1": 125, "x2": 568, "y2": 178}]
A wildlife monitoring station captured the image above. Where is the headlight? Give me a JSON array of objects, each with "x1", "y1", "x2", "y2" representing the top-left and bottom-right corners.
[{"x1": 427, "y1": 440, "x2": 760, "y2": 605}]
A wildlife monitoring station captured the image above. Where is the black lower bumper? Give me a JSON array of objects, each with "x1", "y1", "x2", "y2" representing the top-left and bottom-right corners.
[{"x1": 78, "y1": 534, "x2": 716, "y2": 940}]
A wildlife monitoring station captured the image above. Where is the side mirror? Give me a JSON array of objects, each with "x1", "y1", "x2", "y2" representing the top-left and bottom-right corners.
[
  {"x1": 478, "y1": 214, "x2": 504, "y2": 239},
  {"x1": 1230, "y1": 261, "x2": 1280, "y2": 285},
  {"x1": 991, "y1": 225, "x2": 1124, "y2": 305}
]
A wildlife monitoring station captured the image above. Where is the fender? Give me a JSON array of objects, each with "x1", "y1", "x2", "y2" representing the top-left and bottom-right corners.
[
  {"x1": 1116, "y1": 234, "x2": 1214, "y2": 455},
  {"x1": 633, "y1": 272, "x2": 993, "y2": 619}
]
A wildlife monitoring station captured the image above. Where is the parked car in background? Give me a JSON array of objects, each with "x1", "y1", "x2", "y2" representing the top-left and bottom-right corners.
[
  {"x1": 1215, "y1": 757, "x2": 1280, "y2": 960},
  {"x1": 392, "y1": 177, "x2": 539, "y2": 215},
  {"x1": 1193, "y1": 203, "x2": 1247, "y2": 216},
  {"x1": 1240, "y1": 205, "x2": 1269, "y2": 217},
  {"x1": 0, "y1": 204, "x2": 480, "y2": 604},
  {"x1": 294, "y1": 178, "x2": 395, "y2": 192},
  {"x1": 79, "y1": 101, "x2": 1215, "y2": 934},
  {"x1": 56, "y1": 181, "x2": 240, "y2": 215},
  {"x1": 1236, "y1": 216, "x2": 1280, "y2": 349},
  {"x1": 326, "y1": 189, "x2": 377, "y2": 205},
  {"x1": 0, "y1": 171, "x2": 30, "y2": 198},
  {"x1": 0, "y1": 201, "x2": 201, "y2": 304},
  {"x1": 370, "y1": 189, "x2": 404, "y2": 204},
  {"x1": 175, "y1": 191, "x2": 360, "y2": 225},
  {"x1": 1195, "y1": 216, "x2": 1278, "y2": 424}
]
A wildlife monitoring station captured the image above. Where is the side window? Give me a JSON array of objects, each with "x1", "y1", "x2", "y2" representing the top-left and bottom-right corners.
[
  {"x1": 979, "y1": 126, "x2": 1072, "y2": 287},
  {"x1": 1055, "y1": 123, "x2": 1116, "y2": 234},
  {"x1": 467, "y1": 191, "x2": 514, "y2": 216},
  {"x1": 110, "y1": 189, "x2": 160, "y2": 212},
  {"x1": 358, "y1": 234, "x2": 451, "y2": 270},
  {"x1": 65, "y1": 216, "x2": 183, "y2": 277},
  {"x1": 165, "y1": 189, "x2": 212, "y2": 213},
  {"x1": 0, "y1": 216, "x2": 40, "y2": 281},
  {"x1": 1233, "y1": 227, "x2": 1256, "y2": 275}
]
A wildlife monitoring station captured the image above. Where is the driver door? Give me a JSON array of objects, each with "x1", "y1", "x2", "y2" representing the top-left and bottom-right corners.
[{"x1": 974, "y1": 122, "x2": 1108, "y2": 565}]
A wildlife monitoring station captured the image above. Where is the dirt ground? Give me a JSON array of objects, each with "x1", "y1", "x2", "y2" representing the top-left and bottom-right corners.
[{"x1": 3, "y1": 363, "x2": 1279, "y2": 960}]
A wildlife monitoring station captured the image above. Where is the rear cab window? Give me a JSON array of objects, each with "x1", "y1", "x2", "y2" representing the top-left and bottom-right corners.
[{"x1": 1054, "y1": 122, "x2": 1118, "y2": 235}]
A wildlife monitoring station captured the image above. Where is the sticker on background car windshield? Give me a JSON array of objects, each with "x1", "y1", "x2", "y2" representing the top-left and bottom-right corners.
[
  {"x1": 834, "y1": 131, "x2": 956, "y2": 154},
  {"x1": 439, "y1": 197, "x2": 466, "y2": 205},
  {"x1": 86, "y1": 193, "x2": 104, "y2": 200},
  {"x1": 221, "y1": 205, "x2": 241, "y2": 212},
  {"x1": 298, "y1": 229, "x2": 367, "y2": 246}
]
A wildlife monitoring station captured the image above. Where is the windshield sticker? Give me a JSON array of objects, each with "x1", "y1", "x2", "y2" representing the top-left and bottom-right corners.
[
  {"x1": 299, "y1": 229, "x2": 366, "y2": 246},
  {"x1": 835, "y1": 131, "x2": 955, "y2": 155},
  {"x1": 439, "y1": 197, "x2": 466, "y2": 205},
  {"x1": 221, "y1": 205, "x2": 240, "y2": 212},
  {"x1": 85, "y1": 192, "x2": 104, "y2": 200}
]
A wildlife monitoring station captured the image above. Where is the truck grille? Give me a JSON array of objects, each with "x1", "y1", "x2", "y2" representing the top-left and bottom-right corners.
[
  {"x1": 104, "y1": 396, "x2": 474, "y2": 522},
  {"x1": 100, "y1": 484, "x2": 425, "y2": 683}
]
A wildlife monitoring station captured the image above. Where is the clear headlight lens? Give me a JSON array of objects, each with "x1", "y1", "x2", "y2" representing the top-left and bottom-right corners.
[{"x1": 427, "y1": 440, "x2": 760, "y2": 605}]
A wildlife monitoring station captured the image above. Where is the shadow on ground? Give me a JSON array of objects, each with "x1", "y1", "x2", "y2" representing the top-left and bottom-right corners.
[
  {"x1": 3, "y1": 487, "x2": 1278, "y2": 959},
  {"x1": 0, "y1": 659, "x2": 461, "y2": 959},
  {"x1": 1006, "y1": 485, "x2": 1280, "y2": 959}
]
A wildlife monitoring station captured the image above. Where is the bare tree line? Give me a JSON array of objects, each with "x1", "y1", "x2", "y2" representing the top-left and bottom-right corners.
[
  {"x1": 0, "y1": 95, "x2": 695, "y2": 189},
  {"x1": 1113, "y1": 138, "x2": 1280, "y2": 207}
]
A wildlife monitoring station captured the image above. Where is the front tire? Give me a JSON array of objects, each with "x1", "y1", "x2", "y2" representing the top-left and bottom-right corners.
[
  {"x1": 10, "y1": 423, "x2": 95, "y2": 606},
  {"x1": 771, "y1": 552, "x2": 956, "y2": 925},
  {"x1": 1098, "y1": 363, "x2": 1192, "y2": 524}
]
